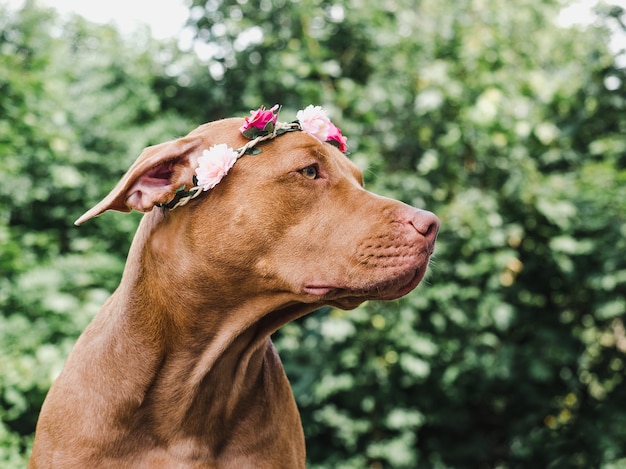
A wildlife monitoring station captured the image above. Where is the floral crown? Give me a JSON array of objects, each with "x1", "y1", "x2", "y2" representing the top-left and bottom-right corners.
[{"x1": 160, "y1": 104, "x2": 348, "y2": 211}]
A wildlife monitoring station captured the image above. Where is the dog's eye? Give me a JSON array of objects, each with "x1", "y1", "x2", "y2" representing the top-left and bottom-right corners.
[{"x1": 300, "y1": 165, "x2": 318, "y2": 180}]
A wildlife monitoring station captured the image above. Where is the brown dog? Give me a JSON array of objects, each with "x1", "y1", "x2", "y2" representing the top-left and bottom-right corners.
[{"x1": 29, "y1": 111, "x2": 439, "y2": 468}]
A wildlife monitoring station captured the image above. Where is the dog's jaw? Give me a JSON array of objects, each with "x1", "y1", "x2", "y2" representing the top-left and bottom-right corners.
[{"x1": 302, "y1": 259, "x2": 430, "y2": 310}]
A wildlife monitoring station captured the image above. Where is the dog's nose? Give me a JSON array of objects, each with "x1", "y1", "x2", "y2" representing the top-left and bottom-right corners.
[{"x1": 411, "y1": 209, "x2": 440, "y2": 246}]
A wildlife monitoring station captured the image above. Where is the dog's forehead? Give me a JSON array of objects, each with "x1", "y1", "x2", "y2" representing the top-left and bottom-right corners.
[
  {"x1": 259, "y1": 129, "x2": 361, "y2": 179},
  {"x1": 189, "y1": 117, "x2": 249, "y2": 148},
  {"x1": 189, "y1": 117, "x2": 326, "y2": 156},
  {"x1": 190, "y1": 117, "x2": 360, "y2": 178}
]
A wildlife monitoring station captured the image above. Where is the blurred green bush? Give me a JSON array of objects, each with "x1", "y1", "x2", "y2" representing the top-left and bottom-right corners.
[{"x1": 1, "y1": 0, "x2": 625, "y2": 467}]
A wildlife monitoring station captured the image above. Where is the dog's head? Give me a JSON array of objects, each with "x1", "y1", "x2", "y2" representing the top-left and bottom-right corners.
[{"x1": 76, "y1": 107, "x2": 439, "y2": 312}]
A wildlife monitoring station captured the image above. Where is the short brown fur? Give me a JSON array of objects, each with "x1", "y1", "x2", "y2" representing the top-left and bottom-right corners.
[{"x1": 29, "y1": 118, "x2": 439, "y2": 468}]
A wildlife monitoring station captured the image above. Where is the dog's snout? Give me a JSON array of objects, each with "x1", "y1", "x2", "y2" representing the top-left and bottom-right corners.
[{"x1": 411, "y1": 209, "x2": 440, "y2": 246}]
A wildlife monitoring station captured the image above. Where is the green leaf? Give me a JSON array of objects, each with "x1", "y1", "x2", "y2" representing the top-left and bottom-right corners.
[{"x1": 241, "y1": 127, "x2": 269, "y2": 139}]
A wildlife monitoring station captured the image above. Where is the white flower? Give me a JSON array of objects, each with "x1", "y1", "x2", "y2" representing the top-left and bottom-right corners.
[
  {"x1": 195, "y1": 144, "x2": 239, "y2": 191},
  {"x1": 296, "y1": 105, "x2": 331, "y2": 142}
]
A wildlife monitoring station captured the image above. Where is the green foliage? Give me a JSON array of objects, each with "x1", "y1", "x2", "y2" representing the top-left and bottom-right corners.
[{"x1": 2, "y1": 0, "x2": 626, "y2": 467}]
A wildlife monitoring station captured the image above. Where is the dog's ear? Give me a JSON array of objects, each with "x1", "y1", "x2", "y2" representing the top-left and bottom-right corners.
[{"x1": 75, "y1": 137, "x2": 201, "y2": 225}]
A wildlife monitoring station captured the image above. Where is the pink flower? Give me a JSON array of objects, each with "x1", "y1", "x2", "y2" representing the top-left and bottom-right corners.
[
  {"x1": 296, "y1": 105, "x2": 331, "y2": 142},
  {"x1": 240, "y1": 104, "x2": 280, "y2": 137},
  {"x1": 326, "y1": 122, "x2": 348, "y2": 152},
  {"x1": 195, "y1": 144, "x2": 239, "y2": 191}
]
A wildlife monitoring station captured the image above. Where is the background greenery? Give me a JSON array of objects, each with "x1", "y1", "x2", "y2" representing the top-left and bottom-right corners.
[{"x1": 1, "y1": 0, "x2": 625, "y2": 467}]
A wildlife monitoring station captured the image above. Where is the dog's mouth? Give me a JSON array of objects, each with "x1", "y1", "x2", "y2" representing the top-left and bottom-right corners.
[{"x1": 303, "y1": 262, "x2": 429, "y2": 309}]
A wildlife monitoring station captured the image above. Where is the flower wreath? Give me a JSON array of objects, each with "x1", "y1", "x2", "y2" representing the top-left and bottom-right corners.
[{"x1": 160, "y1": 104, "x2": 348, "y2": 210}]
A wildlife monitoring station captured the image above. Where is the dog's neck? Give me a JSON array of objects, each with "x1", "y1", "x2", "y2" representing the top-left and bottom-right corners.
[{"x1": 107, "y1": 210, "x2": 315, "y2": 442}]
